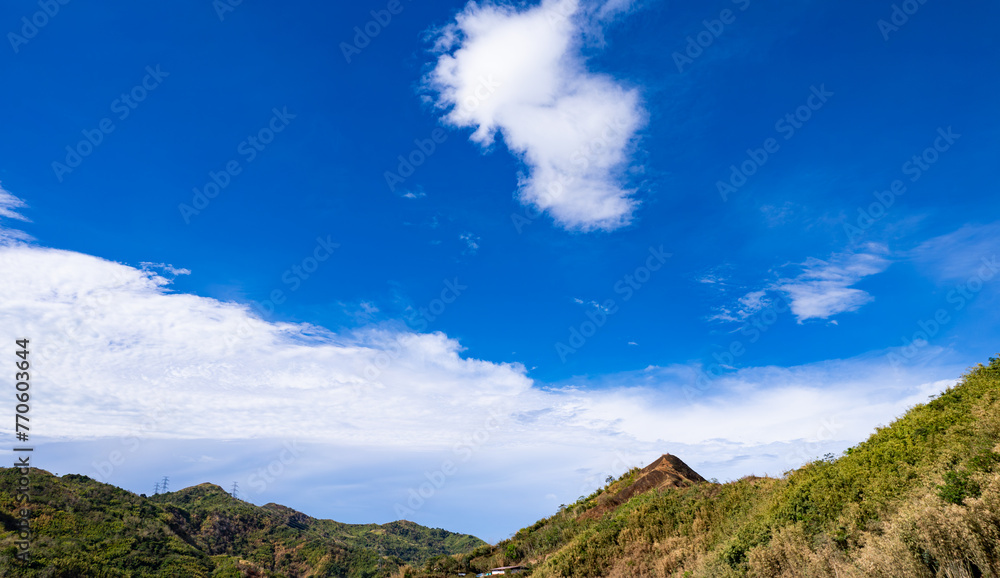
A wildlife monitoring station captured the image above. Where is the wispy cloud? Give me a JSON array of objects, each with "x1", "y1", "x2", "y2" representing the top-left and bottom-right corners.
[
  {"x1": 425, "y1": 0, "x2": 645, "y2": 231},
  {"x1": 0, "y1": 183, "x2": 32, "y2": 244},
  {"x1": 399, "y1": 186, "x2": 427, "y2": 200},
  {"x1": 459, "y1": 231, "x2": 480, "y2": 255},
  {"x1": 776, "y1": 248, "x2": 891, "y2": 322},
  {"x1": 140, "y1": 262, "x2": 192, "y2": 277},
  {"x1": 716, "y1": 247, "x2": 891, "y2": 324},
  {"x1": 707, "y1": 289, "x2": 769, "y2": 323},
  {"x1": 759, "y1": 202, "x2": 797, "y2": 227},
  {"x1": 909, "y1": 222, "x2": 1000, "y2": 283}
]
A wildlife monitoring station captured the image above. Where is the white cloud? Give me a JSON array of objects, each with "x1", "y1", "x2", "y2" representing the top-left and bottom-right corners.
[
  {"x1": 567, "y1": 361, "x2": 948, "y2": 448},
  {"x1": 425, "y1": 0, "x2": 645, "y2": 231},
  {"x1": 737, "y1": 289, "x2": 767, "y2": 314},
  {"x1": 707, "y1": 288, "x2": 768, "y2": 323},
  {"x1": 140, "y1": 262, "x2": 192, "y2": 277},
  {"x1": 759, "y1": 202, "x2": 796, "y2": 227},
  {"x1": 460, "y1": 231, "x2": 480, "y2": 255},
  {"x1": 592, "y1": 0, "x2": 638, "y2": 21},
  {"x1": 0, "y1": 183, "x2": 32, "y2": 244},
  {"x1": 909, "y1": 222, "x2": 1000, "y2": 283},
  {"x1": 0, "y1": 190, "x2": 28, "y2": 221},
  {"x1": 400, "y1": 186, "x2": 427, "y2": 200},
  {"x1": 0, "y1": 239, "x2": 943, "y2": 464},
  {"x1": 0, "y1": 195, "x2": 961, "y2": 534},
  {"x1": 716, "y1": 247, "x2": 891, "y2": 324},
  {"x1": 776, "y1": 248, "x2": 891, "y2": 322}
]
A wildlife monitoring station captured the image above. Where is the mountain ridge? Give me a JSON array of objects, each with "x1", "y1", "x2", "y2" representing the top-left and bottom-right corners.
[{"x1": 0, "y1": 468, "x2": 484, "y2": 576}]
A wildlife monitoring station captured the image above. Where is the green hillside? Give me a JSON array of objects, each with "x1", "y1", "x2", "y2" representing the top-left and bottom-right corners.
[
  {"x1": 401, "y1": 356, "x2": 1000, "y2": 577},
  {"x1": 4, "y1": 357, "x2": 999, "y2": 577},
  {"x1": 0, "y1": 469, "x2": 484, "y2": 577}
]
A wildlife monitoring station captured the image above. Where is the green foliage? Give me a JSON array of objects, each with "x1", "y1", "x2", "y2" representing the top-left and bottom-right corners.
[
  {"x1": 0, "y1": 474, "x2": 484, "y2": 576},
  {"x1": 403, "y1": 355, "x2": 1000, "y2": 578},
  {"x1": 937, "y1": 468, "x2": 980, "y2": 504}
]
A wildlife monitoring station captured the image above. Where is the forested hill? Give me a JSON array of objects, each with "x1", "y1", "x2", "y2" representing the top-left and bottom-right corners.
[{"x1": 0, "y1": 468, "x2": 484, "y2": 577}]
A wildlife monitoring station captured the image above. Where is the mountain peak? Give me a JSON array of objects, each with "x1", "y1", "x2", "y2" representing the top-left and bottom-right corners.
[
  {"x1": 602, "y1": 453, "x2": 706, "y2": 508},
  {"x1": 642, "y1": 453, "x2": 707, "y2": 484}
]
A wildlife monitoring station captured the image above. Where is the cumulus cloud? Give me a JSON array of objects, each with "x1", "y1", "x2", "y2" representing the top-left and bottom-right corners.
[
  {"x1": 425, "y1": 0, "x2": 645, "y2": 231},
  {"x1": 0, "y1": 239, "x2": 947, "y2": 475},
  {"x1": 0, "y1": 237, "x2": 943, "y2": 454},
  {"x1": 0, "y1": 194, "x2": 954, "y2": 533}
]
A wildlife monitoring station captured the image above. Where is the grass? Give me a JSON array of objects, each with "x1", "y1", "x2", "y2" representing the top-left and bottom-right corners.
[{"x1": 400, "y1": 356, "x2": 1000, "y2": 577}]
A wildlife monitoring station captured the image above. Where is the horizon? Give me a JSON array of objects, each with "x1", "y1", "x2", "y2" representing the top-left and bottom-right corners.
[{"x1": 1, "y1": 0, "x2": 998, "y2": 544}]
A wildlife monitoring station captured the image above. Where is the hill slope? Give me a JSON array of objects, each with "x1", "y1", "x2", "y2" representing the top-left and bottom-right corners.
[
  {"x1": 0, "y1": 470, "x2": 484, "y2": 577},
  {"x1": 403, "y1": 356, "x2": 1000, "y2": 577}
]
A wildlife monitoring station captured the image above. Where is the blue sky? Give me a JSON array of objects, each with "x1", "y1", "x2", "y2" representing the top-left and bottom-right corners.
[{"x1": 1, "y1": 0, "x2": 998, "y2": 542}]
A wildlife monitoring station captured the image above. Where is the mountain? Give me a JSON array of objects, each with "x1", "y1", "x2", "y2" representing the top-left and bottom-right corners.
[
  {"x1": 4, "y1": 357, "x2": 999, "y2": 577},
  {"x1": 0, "y1": 470, "x2": 484, "y2": 577},
  {"x1": 402, "y1": 356, "x2": 1000, "y2": 577}
]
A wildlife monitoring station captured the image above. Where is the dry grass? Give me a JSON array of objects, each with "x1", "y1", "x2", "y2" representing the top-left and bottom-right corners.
[{"x1": 410, "y1": 359, "x2": 1000, "y2": 578}]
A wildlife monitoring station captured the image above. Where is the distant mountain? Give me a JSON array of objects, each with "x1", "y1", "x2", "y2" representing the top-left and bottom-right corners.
[
  {"x1": 404, "y1": 356, "x2": 1000, "y2": 577},
  {"x1": 0, "y1": 470, "x2": 483, "y2": 577}
]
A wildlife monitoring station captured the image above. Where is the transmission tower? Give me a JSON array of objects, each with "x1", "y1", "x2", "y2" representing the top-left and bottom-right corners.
[
  {"x1": 230, "y1": 481, "x2": 239, "y2": 500},
  {"x1": 153, "y1": 481, "x2": 160, "y2": 495},
  {"x1": 160, "y1": 476, "x2": 169, "y2": 493}
]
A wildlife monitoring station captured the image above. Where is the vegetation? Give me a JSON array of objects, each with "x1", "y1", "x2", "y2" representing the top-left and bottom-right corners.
[
  {"x1": 4, "y1": 357, "x2": 1000, "y2": 576},
  {"x1": 399, "y1": 356, "x2": 1000, "y2": 577},
  {"x1": 0, "y1": 472, "x2": 483, "y2": 576}
]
